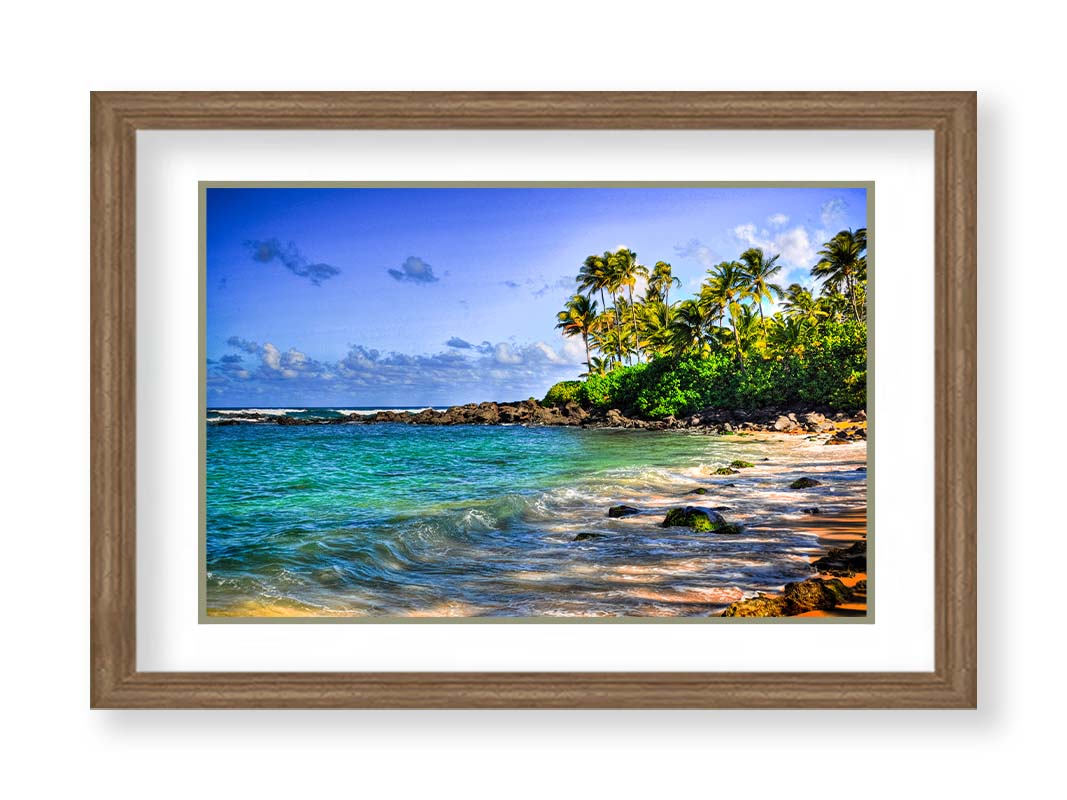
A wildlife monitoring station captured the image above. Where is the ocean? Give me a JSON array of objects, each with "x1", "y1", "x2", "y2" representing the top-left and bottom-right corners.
[{"x1": 205, "y1": 410, "x2": 867, "y2": 618}]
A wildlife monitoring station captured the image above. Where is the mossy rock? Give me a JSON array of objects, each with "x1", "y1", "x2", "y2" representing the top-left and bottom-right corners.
[
  {"x1": 607, "y1": 504, "x2": 641, "y2": 518},
  {"x1": 729, "y1": 460, "x2": 755, "y2": 469},
  {"x1": 573, "y1": 532, "x2": 606, "y2": 541},
  {"x1": 721, "y1": 594, "x2": 788, "y2": 617},
  {"x1": 714, "y1": 523, "x2": 743, "y2": 535},
  {"x1": 713, "y1": 467, "x2": 740, "y2": 476},
  {"x1": 686, "y1": 487, "x2": 709, "y2": 495},
  {"x1": 782, "y1": 578, "x2": 853, "y2": 613},
  {"x1": 661, "y1": 506, "x2": 727, "y2": 532},
  {"x1": 812, "y1": 540, "x2": 867, "y2": 576},
  {"x1": 789, "y1": 477, "x2": 822, "y2": 489},
  {"x1": 721, "y1": 578, "x2": 853, "y2": 617}
]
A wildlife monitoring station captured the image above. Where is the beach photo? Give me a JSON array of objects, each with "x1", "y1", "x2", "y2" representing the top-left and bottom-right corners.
[{"x1": 203, "y1": 184, "x2": 869, "y2": 620}]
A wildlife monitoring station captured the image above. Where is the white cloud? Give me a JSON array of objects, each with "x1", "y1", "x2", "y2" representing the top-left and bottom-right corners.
[
  {"x1": 213, "y1": 335, "x2": 585, "y2": 404},
  {"x1": 732, "y1": 223, "x2": 816, "y2": 267},
  {"x1": 674, "y1": 238, "x2": 719, "y2": 268},
  {"x1": 768, "y1": 213, "x2": 789, "y2": 227},
  {"x1": 820, "y1": 197, "x2": 848, "y2": 228},
  {"x1": 494, "y1": 343, "x2": 523, "y2": 364},
  {"x1": 559, "y1": 334, "x2": 588, "y2": 364},
  {"x1": 261, "y1": 343, "x2": 282, "y2": 371}
]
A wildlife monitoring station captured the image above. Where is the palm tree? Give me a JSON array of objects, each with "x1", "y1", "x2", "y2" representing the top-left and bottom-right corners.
[
  {"x1": 576, "y1": 253, "x2": 610, "y2": 314},
  {"x1": 648, "y1": 261, "x2": 681, "y2": 308},
  {"x1": 584, "y1": 356, "x2": 609, "y2": 378},
  {"x1": 734, "y1": 303, "x2": 763, "y2": 355},
  {"x1": 638, "y1": 300, "x2": 674, "y2": 358},
  {"x1": 555, "y1": 294, "x2": 598, "y2": 372},
  {"x1": 780, "y1": 283, "x2": 826, "y2": 329},
  {"x1": 812, "y1": 228, "x2": 867, "y2": 321},
  {"x1": 606, "y1": 248, "x2": 647, "y2": 362},
  {"x1": 738, "y1": 247, "x2": 785, "y2": 326},
  {"x1": 702, "y1": 260, "x2": 748, "y2": 368},
  {"x1": 593, "y1": 323, "x2": 633, "y2": 367},
  {"x1": 669, "y1": 299, "x2": 714, "y2": 356},
  {"x1": 767, "y1": 314, "x2": 806, "y2": 354}
]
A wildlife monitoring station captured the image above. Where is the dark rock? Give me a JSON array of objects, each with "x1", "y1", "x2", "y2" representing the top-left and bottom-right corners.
[
  {"x1": 607, "y1": 505, "x2": 641, "y2": 518},
  {"x1": 686, "y1": 487, "x2": 709, "y2": 495},
  {"x1": 729, "y1": 460, "x2": 754, "y2": 469},
  {"x1": 812, "y1": 540, "x2": 867, "y2": 576},
  {"x1": 801, "y1": 507, "x2": 821, "y2": 515},
  {"x1": 721, "y1": 594, "x2": 787, "y2": 617},
  {"x1": 661, "y1": 506, "x2": 727, "y2": 532},
  {"x1": 782, "y1": 577, "x2": 853, "y2": 612},
  {"x1": 573, "y1": 532, "x2": 606, "y2": 541},
  {"x1": 789, "y1": 477, "x2": 822, "y2": 489},
  {"x1": 720, "y1": 578, "x2": 854, "y2": 617},
  {"x1": 712, "y1": 467, "x2": 739, "y2": 475}
]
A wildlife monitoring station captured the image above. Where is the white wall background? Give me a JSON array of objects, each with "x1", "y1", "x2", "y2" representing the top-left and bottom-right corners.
[{"x1": 0, "y1": 1, "x2": 1055, "y2": 798}]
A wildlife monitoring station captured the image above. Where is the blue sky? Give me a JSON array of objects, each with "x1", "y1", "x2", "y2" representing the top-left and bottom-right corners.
[{"x1": 206, "y1": 185, "x2": 867, "y2": 407}]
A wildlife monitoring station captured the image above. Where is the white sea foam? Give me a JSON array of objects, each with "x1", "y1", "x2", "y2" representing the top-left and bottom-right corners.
[
  {"x1": 213, "y1": 408, "x2": 307, "y2": 416},
  {"x1": 334, "y1": 408, "x2": 433, "y2": 416}
]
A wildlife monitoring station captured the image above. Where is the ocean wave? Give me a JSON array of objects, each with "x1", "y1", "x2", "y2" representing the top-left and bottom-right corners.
[
  {"x1": 334, "y1": 407, "x2": 435, "y2": 416},
  {"x1": 213, "y1": 408, "x2": 307, "y2": 415},
  {"x1": 206, "y1": 425, "x2": 868, "y2": 616}
]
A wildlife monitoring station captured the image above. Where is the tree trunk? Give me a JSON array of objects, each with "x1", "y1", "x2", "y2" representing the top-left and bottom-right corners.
[
  {"x1": 627, "y1": 285, "x2": 640, "y2": 363},
  {"x1": 731, "y1": 309, "x2": 745, "y2": 371}
]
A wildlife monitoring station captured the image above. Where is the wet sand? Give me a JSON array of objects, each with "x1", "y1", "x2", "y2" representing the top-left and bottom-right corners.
[{"x1": 790, "y1": 510, "x2": 867, "y2": 617}]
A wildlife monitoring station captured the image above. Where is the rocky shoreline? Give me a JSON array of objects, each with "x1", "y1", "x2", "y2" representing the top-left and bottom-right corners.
[
  {"x1": 210, "y1": 399, "x2": 867, "y2": 442},
  {"x1": 211, "y1": 401, "x2": 868, "y2": 618},
  {"x1": 587, "y1": 485, "x2": 868, "y2": 619}
]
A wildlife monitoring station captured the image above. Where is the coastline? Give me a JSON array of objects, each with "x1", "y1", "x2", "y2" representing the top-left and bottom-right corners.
[
  {"x1": 719, "y1": 508, "x2": 868, "y2": 618},
  {"x1": 206, "y1": 419, "x2": 868, "y2": 619},
  {"x1": 208, "y1": 399, "x2": 868, "y2": 441}
]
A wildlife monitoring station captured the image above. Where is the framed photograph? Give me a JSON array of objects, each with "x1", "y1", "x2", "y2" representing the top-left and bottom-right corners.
[{"x1": 91, "y1": 92, "x2": 976, "y2": 708}]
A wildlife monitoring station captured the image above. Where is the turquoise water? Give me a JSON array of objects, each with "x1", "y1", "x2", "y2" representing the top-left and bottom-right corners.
[{"x1": 206, "y1": 420, "x2": 867, "y2": 617}]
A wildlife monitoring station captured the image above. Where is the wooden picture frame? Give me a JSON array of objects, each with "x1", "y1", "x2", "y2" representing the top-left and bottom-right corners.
[{"x1": 90, "y1": 91, "x2": 976, "y2": 708}]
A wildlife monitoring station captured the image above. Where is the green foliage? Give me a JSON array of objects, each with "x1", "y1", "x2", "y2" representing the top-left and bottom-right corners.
[
  {"x1": 579, "y1": 363, "x2": 649, "y2": 410},
  {"x1": 542, "y1": 380, "x2": 583, "y2": 407},
  {"x1": 557, "y1": 228, "x2": 867, "y2": 415},
  {"x1": 572, "y1": 320, "x2": 866, "y2": 418}
]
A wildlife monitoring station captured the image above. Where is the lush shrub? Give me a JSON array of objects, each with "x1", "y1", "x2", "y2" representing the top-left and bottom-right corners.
[
  {"x1": 579, "y1": 363, "x2": 649, "y2": 410},
  {"x1": 791, "y1": 320, "x2": 867, "y2": 410},
  {"x1": 572, "y1": 321, "x2": 866, "y2": 417},
  {"x1": 541, "y1": 380, "x2": 583, "y2": 407}
]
